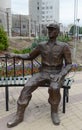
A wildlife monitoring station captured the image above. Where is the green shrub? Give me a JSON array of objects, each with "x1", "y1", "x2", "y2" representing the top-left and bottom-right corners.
[
  {"x1": 0, "y1": 44, "x2": 5, "y2": 50},
  {"x1": 0, "y1": 26, "x2": 9, "y2": 51},
  {"x1": 57, "y1": 35, "x2": 72, "y2": 42},
  {"x1": 22, "y1": 47, "x2": 32, "y2": 54},
  {"x1": 12, "y1": 36, "x2": 48, "y2": 54},
  {"x1": 13, "y1": 49, "x2": 22, "y2": 54},
  {"x1": 31, "y1": 42, "x2": 38, "y2": 49},
  {"x1": 13, "y1": 47, "x2": 32, "y2": 54}
]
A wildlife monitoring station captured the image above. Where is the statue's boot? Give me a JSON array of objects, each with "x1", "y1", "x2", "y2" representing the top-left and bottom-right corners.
[
  {"x1": 7, "y1": 104, "x2": 26, "y2": 128},
  {"x1": 51, "y1": 105, "x2": 60, "y2": 125}
]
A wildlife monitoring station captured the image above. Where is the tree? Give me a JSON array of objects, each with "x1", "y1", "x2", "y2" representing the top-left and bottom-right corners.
[
  {"x1": 0, "y1": 26, "x2": 9, "y2": 51},
  {"x1": 69, "y1": 25, "x2": 82, "y2": 35},
  {"x1": 79, "y1": 27, "x2": 82, "y2": 34},
  {"x1": 69, "y1": 25, "x2": 76, "y2": 35}
]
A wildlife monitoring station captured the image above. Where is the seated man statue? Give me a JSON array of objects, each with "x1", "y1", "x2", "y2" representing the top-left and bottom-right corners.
[{"x1": 7, "y1": 23, "x2": 72, "y2": 128}]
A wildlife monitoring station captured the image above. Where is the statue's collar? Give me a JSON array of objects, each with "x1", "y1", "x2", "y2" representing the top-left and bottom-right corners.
[{"x1": 47, "y1": 40, "x2": 57, "y2": 45}]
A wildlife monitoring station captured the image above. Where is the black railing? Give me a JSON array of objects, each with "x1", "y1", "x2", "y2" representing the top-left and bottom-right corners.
[{"x1": 0, "y1": 56, "x2": 35, "y2": 78}]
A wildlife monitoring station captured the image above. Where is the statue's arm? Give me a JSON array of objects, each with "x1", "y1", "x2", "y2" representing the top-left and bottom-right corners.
[
  {"x1": 6, "y1": 53, "x2": 30, "y2": 60},
  {"x1": 60, "y1": 45, "x2": 72, "y2": 77},
  {"x1": 6, "y1": 45, "x2": 40, "y2": 60}
]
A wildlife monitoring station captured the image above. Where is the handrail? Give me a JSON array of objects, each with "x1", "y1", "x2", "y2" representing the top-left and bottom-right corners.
[{"x1": 0, "y1": 56, "x2": 31, "y2": 77}]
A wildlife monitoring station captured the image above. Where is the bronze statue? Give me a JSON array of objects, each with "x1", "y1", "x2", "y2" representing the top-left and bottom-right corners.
[{"x1": 7, "y1": 23, "x2": 72, "y2": 128}]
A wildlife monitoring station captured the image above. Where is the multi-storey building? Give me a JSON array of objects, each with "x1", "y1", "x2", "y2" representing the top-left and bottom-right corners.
[
  {"x1": 0, "y1": 0, "x2": 11, "y2": 36},
  {"x1": 29, "y1": 0, "x2": 60, "y2": 36},
  {"x1": 12, "y1": 14, "x2": 29, "y2": 36}
]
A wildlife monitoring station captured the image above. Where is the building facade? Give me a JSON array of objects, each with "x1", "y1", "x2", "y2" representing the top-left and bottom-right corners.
[
  {"x1": 0, "y1": 0, "x2": 11, "y2": 36},
  {"x1": 12, "y1": 14, "x2": 29, "y2": 36},
  {"x1": 29, "y1": 0, "x2": 60, "y2": 36},
  {"x1": 29, "y1": 0, "x2": 59, "y2": 24}
]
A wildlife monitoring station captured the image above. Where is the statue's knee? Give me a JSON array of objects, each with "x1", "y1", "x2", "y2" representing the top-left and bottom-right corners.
[
  {"x1": 25, "y1": 81, "x2": 32, "y2": 88},
  {"x1": 50, "y1": 82, "x2": 59, "y2": 91}
]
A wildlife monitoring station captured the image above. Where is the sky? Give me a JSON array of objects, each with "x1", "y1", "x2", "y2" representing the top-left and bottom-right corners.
[{"x1": 11, "y1": 0, "x2": 82, "y2": 26}]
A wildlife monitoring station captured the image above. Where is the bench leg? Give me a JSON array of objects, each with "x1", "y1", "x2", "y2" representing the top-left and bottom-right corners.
[
  {"x1": 63, "y1": 88, "x2": 70, "y2": 113},
  {"x1": 63, "y1": 88, "x2": 66, "y2": 113},
  {"x1": 5, "y1": 86, "x2": 9, "y2": 111},
  {"x1": 66, "y1": 89, "x2": 69, "y2": 103}
]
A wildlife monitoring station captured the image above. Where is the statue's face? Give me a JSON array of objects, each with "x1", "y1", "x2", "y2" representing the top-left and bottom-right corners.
[{"x1": 48, "y1": 27, "x2": 59, "y2": 39}]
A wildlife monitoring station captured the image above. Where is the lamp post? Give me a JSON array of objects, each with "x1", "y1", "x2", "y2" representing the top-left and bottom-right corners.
[
  {"x1": 76, "y1": 18, "x2": 80, "y2": 41},
  {"x1": 73, "y1": 0, "x2": 78, "y2": 61}
]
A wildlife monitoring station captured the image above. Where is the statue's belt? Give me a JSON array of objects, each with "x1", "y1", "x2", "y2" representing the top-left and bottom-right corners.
[{"x1": 42, "y1": 65, "x2": 62, "y2": 70}]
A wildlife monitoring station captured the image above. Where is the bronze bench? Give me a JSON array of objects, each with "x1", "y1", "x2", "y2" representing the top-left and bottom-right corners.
[{"x1": 0, "y1": 56, "x2": 74, "y2": 113}]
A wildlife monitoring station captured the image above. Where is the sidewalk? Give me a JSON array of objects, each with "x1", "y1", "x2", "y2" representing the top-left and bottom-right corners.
[{"x1": 0, "y1": 72, "x2": 82, "y2": 130}]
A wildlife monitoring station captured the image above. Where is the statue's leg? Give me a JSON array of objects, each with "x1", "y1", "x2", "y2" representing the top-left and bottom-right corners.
[
  {"x1": 7, "y1": 73, "x2": 45, "y2": 128},
  {"x1": 48, "y1": 81, "x2": 61, "y2": 125}
]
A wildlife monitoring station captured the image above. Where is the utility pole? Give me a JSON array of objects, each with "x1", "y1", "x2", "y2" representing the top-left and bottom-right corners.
[
  {"x1": 6, "y1": 11, "x2": 9, "y2": 36},
  {"x1": 73, "y1": 0, "x2": 78, "y2": 61},
  {"x1": 6, "y1": 8, "x2": 12, "y2": 37},
  {"x1": 77, "y1": 18, "x2": 80, "y2": 41},
  {"x1": 19, "y1": 15, "x2": 22, "y2": 36}
]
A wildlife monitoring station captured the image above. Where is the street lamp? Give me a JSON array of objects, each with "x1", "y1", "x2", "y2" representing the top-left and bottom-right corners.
[
  {"x1": 76, "y1": 18, "x2": 80, "y2": 41},
  {"x1": 73, "y1": 0, "x2": 78, "y2": 61}
]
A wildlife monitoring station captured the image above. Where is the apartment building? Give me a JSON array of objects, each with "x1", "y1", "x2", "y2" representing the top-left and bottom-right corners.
[
  {"x1": 12, "y1": 14, "x2": 29, "y2": 36},
  {"x1": 29, "y1": 0, "x2": 60, "y2": 36}
]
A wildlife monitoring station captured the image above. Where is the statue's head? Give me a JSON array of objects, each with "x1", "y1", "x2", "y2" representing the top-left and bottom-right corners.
[{"x1": 47, "y1": 23, "x2": 60, "y2": 39}]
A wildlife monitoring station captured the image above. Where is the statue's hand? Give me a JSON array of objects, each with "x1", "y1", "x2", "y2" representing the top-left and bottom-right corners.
[
  {"x1": 5, "y1": 53, "x2": 16, "y2": 58},
  {"x1": 50, "y1": 74, "x2": 62, "y2": 82}
]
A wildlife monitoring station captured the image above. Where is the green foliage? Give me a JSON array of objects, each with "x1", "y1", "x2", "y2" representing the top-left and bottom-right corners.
[
  {"x1": 13, "y1": 49, "x2": 22, "y2": 54},
  {"x1": 13, "y1": 36, "x2": 48, "y2": 54},
  {"x1": 69, "y1": 25, "x2": 82, "y2": 35},
  {"x1": 33, "y1": 36, "x2": 48, "y2": 43},
  {"x1": 79, "y1": 27, "x2": 82, "y2": 34},
  {"x1": 31, "y1": 42, "x2": 38, "y2": 49},
  {"x1": 57, "y1": 35, "x2": 72, "y2": 42},
  {"x1": 13, "y1": 47, "x2": 32, "y2": 54},
  {"x1": 69, "y1": 25, "x2": 75, "y2": 35},
  {"x1": 31, "y1": 36, "x2": 48, "y2": 49},
  {"x1": 22, "y1": 47, "x2": 32, "y2": 54},
  {"x1": 0, "y1": 26, "x2": 9, "y2": 50}
]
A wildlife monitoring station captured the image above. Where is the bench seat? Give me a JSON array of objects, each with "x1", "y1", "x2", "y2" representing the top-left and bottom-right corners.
[{"x1": 0, "y1": 76, "x2": 74, "y2": 113}]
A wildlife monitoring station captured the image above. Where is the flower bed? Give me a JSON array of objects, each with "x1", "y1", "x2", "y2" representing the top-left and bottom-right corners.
[
  {"x1": 0, "y1": 63, "x2": 39, "y2": 77},
  {"x1": 71, "y1": 63, "x2": 82, "y2": 72},
  {"x1": 0, "y1": 62, "x2": 82, "y2": 77}
]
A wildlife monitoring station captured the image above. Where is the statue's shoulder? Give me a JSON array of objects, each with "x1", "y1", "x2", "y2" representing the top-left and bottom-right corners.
[
  {"x1": 39, "y1": 41, "x2": 47, "y2": 46},
  {"x1": 56, "y1": 41, "x2": 69, "y2": 48}
]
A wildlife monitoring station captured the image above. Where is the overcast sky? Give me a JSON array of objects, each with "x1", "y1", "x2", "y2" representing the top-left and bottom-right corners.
[{"x1": 12, "y1": 0, "x2": 82, "y2": 26}]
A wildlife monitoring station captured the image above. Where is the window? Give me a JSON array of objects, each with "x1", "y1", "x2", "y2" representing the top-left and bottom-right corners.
[
  {"x1": 42, "y1": 11, "x2": 45, "y2": 14},
  {"x1": 23, "y1": 25, "x2": 26, "y2": 28},
  {"x1": 46, "y1": 6, "x2": 48, "y2": 9},
  {"x1": 42, "y1": 20, "x2": 44, "y2": 22},
  {"x1": 46, "y1": 16, "x2": 48, "y2": 18},
  {"x1": 50, "y1": 16, "x2": 52, "y2": 18},
  {"x1": 37, "y1": 2, "x2": 39, "y2": 5},
  {"x1": 37, "y1": 7, "x2": 39, "y2": 10},
  {"x1": 42, "y1": 7, "x2": 45, "y2": 9},
  {"x1": 50, "y1": 6, "x2": 53, "y2": 9},
  {"x1": 42, "y1": 16, "x2": 45, "y2": 19}
]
